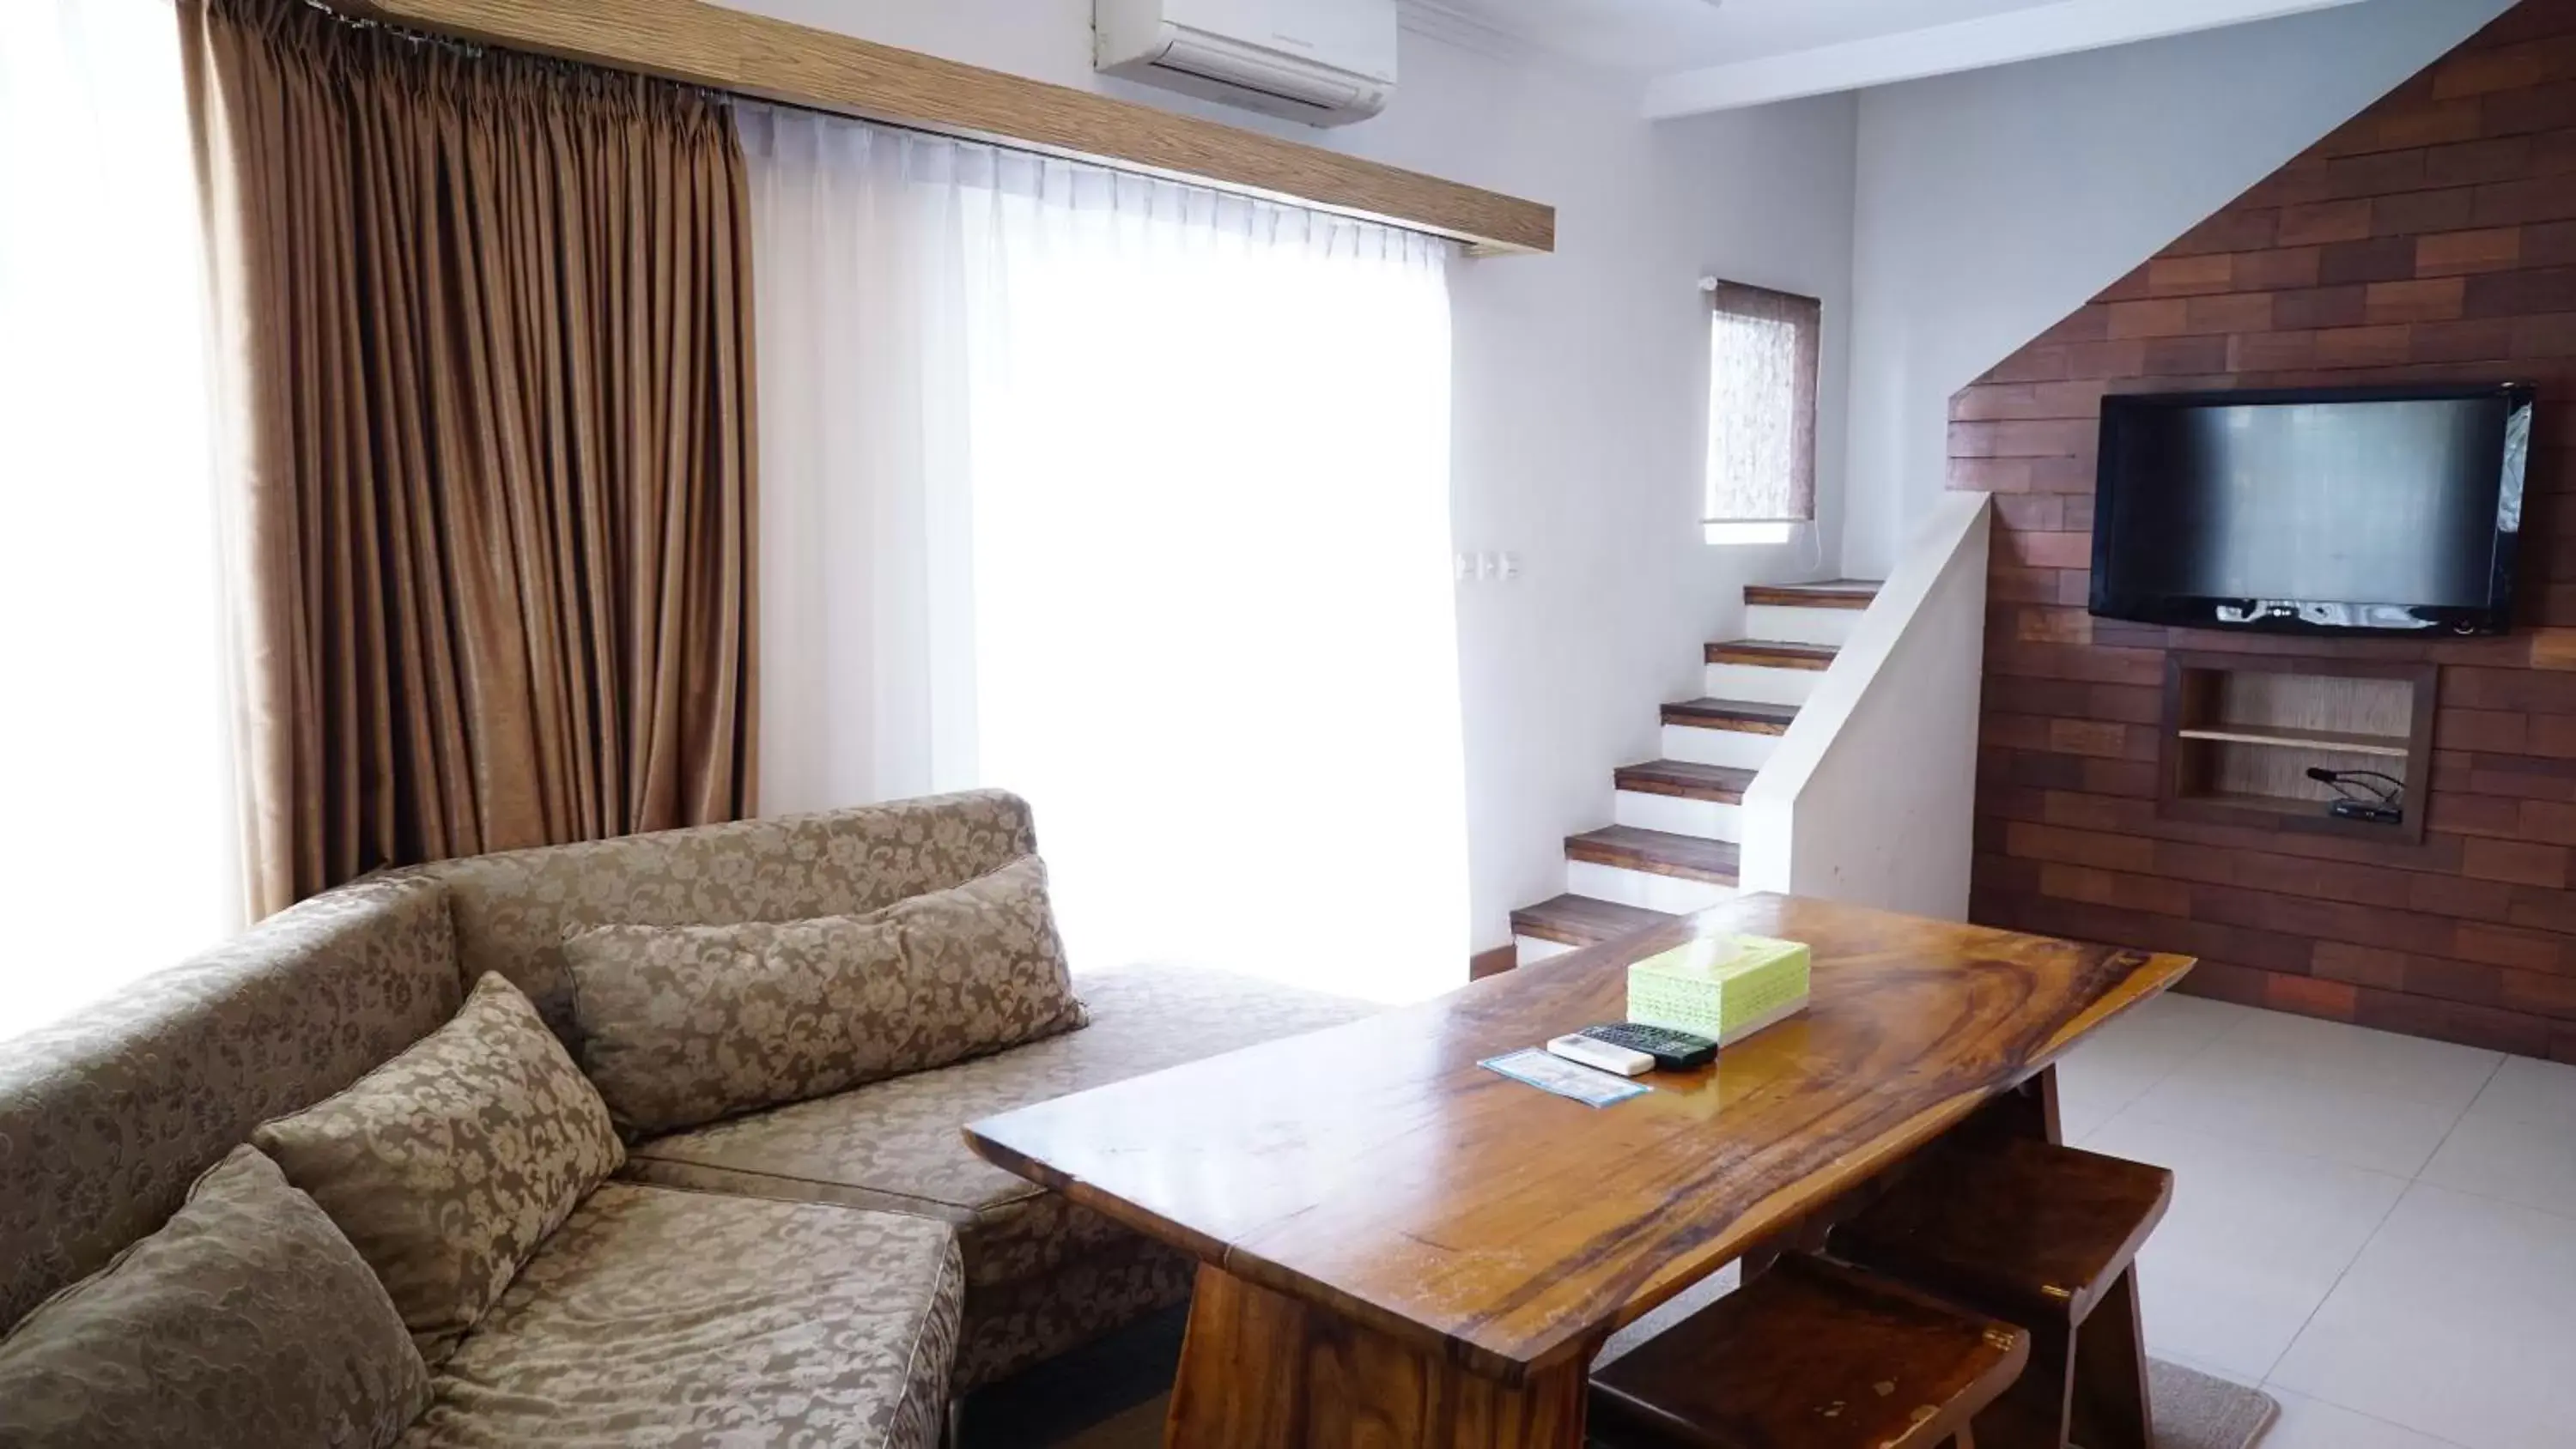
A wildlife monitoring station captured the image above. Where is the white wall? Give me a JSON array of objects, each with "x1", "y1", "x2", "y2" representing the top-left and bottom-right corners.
[
  {"x1": 1840, "y1": 0, "x2": 2513, "y2": 578},
  {"x1": 1741, "y1": 492, "x2": 1989, "y2": 918},
  {"x1": 720, "y1": 0, "x2": 1860, "y2": 957}
]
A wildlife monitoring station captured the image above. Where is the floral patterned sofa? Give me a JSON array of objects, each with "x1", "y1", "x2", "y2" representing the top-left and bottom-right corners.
[{"x1": 0, "y1": 791, "x2": 1374, "y2": 1446}]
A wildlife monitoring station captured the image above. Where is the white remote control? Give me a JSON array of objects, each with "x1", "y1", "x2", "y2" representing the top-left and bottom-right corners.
[{"x1": 1544, "y1": 1033, "x2": 1655, "y2": 1077}]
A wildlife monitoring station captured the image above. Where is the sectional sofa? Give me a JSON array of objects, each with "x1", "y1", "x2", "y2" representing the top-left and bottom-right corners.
[{"x1": 0, "y1": 791, "x2": 1373, "y2": 1446}]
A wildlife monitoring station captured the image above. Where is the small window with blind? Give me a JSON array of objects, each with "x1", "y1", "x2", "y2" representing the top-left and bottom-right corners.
[{"x1": 1701, "y1": 280, "x2": 1821, "y2": 546}]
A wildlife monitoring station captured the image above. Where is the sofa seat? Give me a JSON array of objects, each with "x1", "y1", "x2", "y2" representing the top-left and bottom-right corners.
[
  {"x1": 398, "y1": 1184, "x2": 960, "y2": 1449},
  {"x1": 627, "y1": 963, "x2": 1374, "y2": 1283},
  {"x1": 621, "y1": 962, "x2": 1375, "y2": 1385}
]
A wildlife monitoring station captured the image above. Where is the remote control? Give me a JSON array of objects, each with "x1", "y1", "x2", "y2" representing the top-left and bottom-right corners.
[
  {"x1": 1580, "y1": 1022, "x2": 1718, "y2": 1070},
  {"x1": 1544, "y1": 1034, "x2": 1655, "y2": 1077}
]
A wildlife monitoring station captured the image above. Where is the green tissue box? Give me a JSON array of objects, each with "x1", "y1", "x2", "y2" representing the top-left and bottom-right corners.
[{"x1": 1627, "y1": 933, "x2": 1811, "y2": 1046}]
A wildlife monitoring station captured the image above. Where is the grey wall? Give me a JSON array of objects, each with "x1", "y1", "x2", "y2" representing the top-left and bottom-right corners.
[{"x1": 1840, "y1": 0, "x2": 2515, "y2": 577}]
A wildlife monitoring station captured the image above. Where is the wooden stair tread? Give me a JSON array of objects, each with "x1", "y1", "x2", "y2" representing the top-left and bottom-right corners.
[
  {"x1": 1660, "y1": 697, "x2": 1799, "y2": 735},
  {"x1": 1743, "y1": 578, "x2": 1883, "y2": 610},
  {"x1": 1509, "y1": 894, "x2": 1679, "y2": 948},
  {"x1": 1832, "y1": 1135, "x2": 2174, "y2": 1326},
  {"x1": 1564, "y1": 826, "x2": 1741, "y2": 884},
  {"x1": 1614, "y1": 760, "x2": 1755, "y2": 803},
  {"x1": 1704, "y1": 638, "x2": 1838, "y2": 670},
  {"x1": 1591, "y1": 1254, "x2": 2029, "y2": 1449}
]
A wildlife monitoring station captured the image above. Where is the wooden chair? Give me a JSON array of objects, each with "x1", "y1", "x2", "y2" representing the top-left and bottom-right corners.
[
  {"x1": 1830, "y1": 1135, "x2": 2173, "y2": 1449},
  {"x1": 1589, "y1": 1253, "x2": 2030, "y2": 1449}
]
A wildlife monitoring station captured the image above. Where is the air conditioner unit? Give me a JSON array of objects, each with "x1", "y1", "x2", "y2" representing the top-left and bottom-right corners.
[{"x1": 1096, "y1": 0, "x2": 1398, "y2": 127}]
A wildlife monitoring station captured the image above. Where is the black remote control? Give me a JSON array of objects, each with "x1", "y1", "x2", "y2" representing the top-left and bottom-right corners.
[{"x1": 1580, "y1": 1022, "x2": 1717, "y2": 1070}]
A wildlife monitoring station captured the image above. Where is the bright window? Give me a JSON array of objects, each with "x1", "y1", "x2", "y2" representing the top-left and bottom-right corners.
[
  {"x1": 959, "y1": 169, "x2": 1470, "y2": 1004},
  {"x1": 1703, "y1": 280, "x2": 1821, "y2": 547},
  {"x1": 740, "y1": 111, "x2": 1471, "y2": 1004},
  {"x1": 0, "y1": 0, "x2": 239, "y2": 1040}
]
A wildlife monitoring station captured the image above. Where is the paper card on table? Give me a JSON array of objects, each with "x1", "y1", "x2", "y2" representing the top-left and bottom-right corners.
[{"x1": 1479, "y1": 1047, "x2": 1649, "y2": 1107}]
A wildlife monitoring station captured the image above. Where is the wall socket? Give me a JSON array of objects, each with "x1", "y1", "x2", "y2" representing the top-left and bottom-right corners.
[{"x1": 1454, "y1": 551, "x2": 1522, "y2": 583}]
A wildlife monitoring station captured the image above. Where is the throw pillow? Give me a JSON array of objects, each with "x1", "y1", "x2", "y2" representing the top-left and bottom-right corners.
[
  {"x1": 564, "y1": 853, "x2": 1084, "y2": 1136},
  {"x1": 252, "y1": 972, "x2": 623, "y2": 1364},
  {"x1": 0, "y1": 1145, "x2": 429, "y2": 1449}
]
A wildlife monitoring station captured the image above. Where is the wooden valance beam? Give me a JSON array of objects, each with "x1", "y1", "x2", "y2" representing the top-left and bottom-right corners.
[{"x1": 343, "y1": 0, "x2": 1556, "y2": 255}]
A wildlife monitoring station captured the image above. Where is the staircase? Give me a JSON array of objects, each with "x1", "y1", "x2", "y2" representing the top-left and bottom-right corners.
[{"x1": 1509, "y1": 579, "x2": 1883, "y2": 965}]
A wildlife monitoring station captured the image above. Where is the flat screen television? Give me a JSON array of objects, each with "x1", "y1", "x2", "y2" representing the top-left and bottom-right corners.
[{"x1": 2089, "y1": 383, "x2": 2534, "y2": 635}]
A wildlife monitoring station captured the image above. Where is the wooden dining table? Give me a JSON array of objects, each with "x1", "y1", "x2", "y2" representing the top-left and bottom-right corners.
[{"x1": 963, "y1": 892, "x2": 2194, "y2": 1449}]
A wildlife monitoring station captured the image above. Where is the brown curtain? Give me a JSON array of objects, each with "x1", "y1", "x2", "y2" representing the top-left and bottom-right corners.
[{"x1": 180, "y1": 0, "x2": 758, "y2": 916}]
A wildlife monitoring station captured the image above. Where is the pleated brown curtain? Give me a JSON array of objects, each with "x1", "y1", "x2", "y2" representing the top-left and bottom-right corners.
[{"x1": 180, "y1": 0, "x2": 758, "y2": 916}]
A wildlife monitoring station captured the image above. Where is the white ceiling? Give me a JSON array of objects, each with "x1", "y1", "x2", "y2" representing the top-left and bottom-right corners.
[
  {"x1": 1411, "y1": 0, "x2": 2063, "y2": 73},
  {"x1": 1404, "y1": 0, "x2": 2376, "y2": 114}
]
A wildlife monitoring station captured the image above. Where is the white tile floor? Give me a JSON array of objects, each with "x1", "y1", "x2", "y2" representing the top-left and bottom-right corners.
[{"x1": 2057, "y1": 993, "x2": 2576, "y2": 1449}]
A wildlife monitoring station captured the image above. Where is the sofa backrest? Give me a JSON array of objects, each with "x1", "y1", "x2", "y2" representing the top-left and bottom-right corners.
[
  {"x1": 401, "y1": 791, "x2": 1040, "y2": 1043},
  {"x1": 0, "y1": 877, "x2": 460, "y2": 1331},
  {"x1": 0, "y1": 791, "x2": 1038, "y2": 1332}
]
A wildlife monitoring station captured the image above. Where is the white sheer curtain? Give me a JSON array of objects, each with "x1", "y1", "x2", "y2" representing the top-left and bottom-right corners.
[
  {"x1": 744, "y1": 106, "x2": 1469, "y2": 1002},
  {"x1": 0, "y1": 0, "x2": 239, "y2": 1040},
  {"x1": 745, "y1": 110, "x2": 984, "y2": 811}
]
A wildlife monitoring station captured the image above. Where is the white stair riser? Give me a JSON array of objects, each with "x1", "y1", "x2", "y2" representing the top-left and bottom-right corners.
[
  {"x1": 1515, "y1": 935, "x2": 1577, "y2": 968},
  {"x1": 1747, "y1": 603, "x2": 1862, "y2": 647},
  {"x1": 1661, "y1": 723, "x2": 1781, "y2": 772},
  {"x1": 1702, "y1": 660, "x2": 1822, "y2": 706},
  {"x1": 1614, "y1": 789, "x2": 1741, "y2": 841},
  {"x1": 1565, "y1": 860, "x2": 1736, "y2": 914}
]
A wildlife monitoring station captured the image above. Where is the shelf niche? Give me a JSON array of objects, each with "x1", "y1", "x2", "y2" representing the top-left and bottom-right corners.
[{"x1": 2157, "y1": 652, "x2": 2437, "y2": 845}]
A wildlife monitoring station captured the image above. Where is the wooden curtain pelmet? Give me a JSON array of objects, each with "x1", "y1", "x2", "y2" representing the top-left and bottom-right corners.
[{"x1": 340, "y1": 0, "x2": 1555, "y2": 255}]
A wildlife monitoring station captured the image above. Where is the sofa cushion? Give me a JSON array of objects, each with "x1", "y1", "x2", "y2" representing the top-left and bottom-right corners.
[
  {"x1": 564, "y1": 856, "x2": 1085, "y2": 1137},
  {"x1": 565, "y1": 913, "x2": 911, "y2": 1137},
  {"x1": 0, "y1": 876, "x2": 459, "y2": 1332},
  {"x1": 0, "y1": 1146, "x2": 430, "y2": 1449},
  {"x1": 397, "y1": 1183, "x2": 960, "y2": 1449},
  {"x1": 254, "y1": 973, "x2": 625, "y2": 1365},
  {"x1": 406, "y1": 791, "x2": 1040, "y2": 1041},
  {"x1": 864, "y1": 853, "x2": 1087, "y2": 1049},
  {"x1": 624, "y1": 963, "x2": 1375, "y2": 1288}
]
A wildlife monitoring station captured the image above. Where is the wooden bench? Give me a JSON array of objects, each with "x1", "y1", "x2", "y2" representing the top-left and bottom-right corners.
[
  {"x1": 1831, "y1": 1136, "x2": 2173, "y2": 1449},
  {"x1": 1589, "y1": 1253, "x2": 2030, "y2": 1449}
]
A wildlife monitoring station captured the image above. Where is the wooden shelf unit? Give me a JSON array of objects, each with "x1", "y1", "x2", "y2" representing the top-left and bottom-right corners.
[
  {"x1": 2171, "y1": 723, "x2": 2412, "y2": 757},
  {"x1": 2156, "y1": 652, "x2": 2437, "y2": 844}
]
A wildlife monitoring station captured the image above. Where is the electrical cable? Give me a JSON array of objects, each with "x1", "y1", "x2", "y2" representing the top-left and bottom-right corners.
[{"x1": 2306, "y1": 767, "x2": 2403, "y2": 807}]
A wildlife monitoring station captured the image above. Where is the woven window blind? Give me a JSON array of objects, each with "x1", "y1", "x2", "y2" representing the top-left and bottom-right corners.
[{"x1": 1703, "y1": 281, "x2": 1820, "y2": 525}]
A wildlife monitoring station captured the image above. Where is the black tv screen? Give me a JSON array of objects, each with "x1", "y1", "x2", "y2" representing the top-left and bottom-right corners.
[{"x1": 2090, "y1": 384, "x2": 2532, "y2": 635}]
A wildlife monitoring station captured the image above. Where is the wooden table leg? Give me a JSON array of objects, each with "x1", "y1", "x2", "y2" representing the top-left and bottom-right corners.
[
  {"x1": 1971, "y1": 1313, "x2": 2073, "y2": 1449},
  {"x1": 1946, "y1": 1064, "x2": 2064, "y2": 1155},
  {"x1": 2032, "y1": 1063, "x2": 2064, "y2": 1146},
  {"x1": 2069, "y1": 1266, "x2": 2154, "y2": 1449},
  {"x1": 1165, "y1": 1264, "x2": 1588, "y2": 1449}
]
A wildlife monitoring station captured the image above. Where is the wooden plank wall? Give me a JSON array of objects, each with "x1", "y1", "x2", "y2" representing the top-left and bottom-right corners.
[{"x1": 1957, "y1": 0, "x2": 2576, "y2": 1061}]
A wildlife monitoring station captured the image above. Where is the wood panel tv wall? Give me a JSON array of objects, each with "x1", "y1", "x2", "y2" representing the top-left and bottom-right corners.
[{"x1": 1958, "y1": 0, "x2": 2576, "y2": 1061}]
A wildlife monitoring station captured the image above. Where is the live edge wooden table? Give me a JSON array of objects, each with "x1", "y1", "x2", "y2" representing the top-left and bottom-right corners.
[{"x1": 963, "y1": 893, "x2": 2194, "y2": 1449}]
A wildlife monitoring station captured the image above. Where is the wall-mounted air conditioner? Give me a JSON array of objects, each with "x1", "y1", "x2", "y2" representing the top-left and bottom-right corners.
[{"x1": 1096, "y1": 0, "x2": 1398, "y2": 127}]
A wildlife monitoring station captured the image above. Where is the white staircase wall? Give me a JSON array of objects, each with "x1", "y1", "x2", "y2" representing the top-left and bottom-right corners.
[
  {"x1": 1661, "y1": 724, "x2": 1782, "y2": 772},
  {"x1": 1740, "y1": 494, "x2": 1989, "y2": 916},
  {"x1": 1613, "y1": 790, "x2": 1741, "y2": 840},
  {"x1": 1564, "y1": 861, "x2": 1738, "y2": 914},
  {"x1": 1746, "y1": 603, "x2": 1865, "y2": 647},
  {"x1": 1703, "y1": 659, "x2": 1825, "y2": 706},
  {"x1": 1522, "y1": 597, "x2": 1857, "y2": 957},
  {"x1": 1516, "y1": 936, "x2": 1577, "y2": 967}
]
